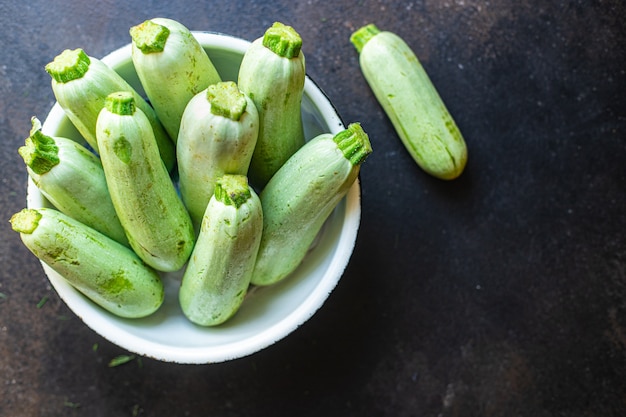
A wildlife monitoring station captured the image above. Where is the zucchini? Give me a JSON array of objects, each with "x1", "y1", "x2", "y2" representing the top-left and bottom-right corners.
[
  {"x1": 130, "y1": 17, "x2": 222, "y2": 142},
  {"x1": 19, "y1": 117, "x2": 128, "y2": 246},
  {"x1": 10, "y1": 208, "x2": 164, "y2": 318},
  {"x1": 95, "y1": 91, "x2": 194, "y2": 272},
  {"x1": 238, "y1": 22, "x2": 306, "y2": 188},
  {"x1": 350, "y1": 24, "x2": 468, "y2": 180},
  {"x1": 177, "y1": 81, "x2": 259, "y2": 228},
  {"x1": 45, "y1": 48, "x2": 176, "y2": 172},
  {"x1": 179, "y1": 175, "x2": 263, "y2": 326},
  {"x1": 251, "y1": 123, "x2": 372, "y2": 286}
]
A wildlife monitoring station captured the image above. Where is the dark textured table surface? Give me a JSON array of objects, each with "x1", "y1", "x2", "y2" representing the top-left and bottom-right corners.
[{"x1": 1, "y1": 1, "x2": 625, "y2": 416}]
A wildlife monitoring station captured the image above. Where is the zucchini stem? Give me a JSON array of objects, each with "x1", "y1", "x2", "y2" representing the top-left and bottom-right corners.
[
  {"x1": 18, "y1": 117, "x2": 60, "y2": 175},
  {"x1": 130, "y1": 20, "x2": 171, "y2": 54},
  {"x1": 349, "y1": 23, "x2": 381, "y2": 54},
  {"x1": 105, "y1": 91, "x2": 136, "y2": 116},
  {"x1": 45, "y1": 48, "x2": 91, "y2": 83},
  {"x1": 213, "y1": 175, "x2": 252, "y2": 208},
  {"x1": 333, "y1": 123, "x2": 373, "y2": 166},
  {"x1": 262, "y1": 22, "x2": 302, "y2": 58},
  {"x1": 207, "y1": 81, "x2": 248, "y2": 121},
  {"x1": 10, "y1": 208, "x2": 42, "y2": 235}
]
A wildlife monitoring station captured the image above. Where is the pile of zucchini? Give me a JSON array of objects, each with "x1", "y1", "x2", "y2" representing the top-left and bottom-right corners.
[
  {"x1": 12, "y1": 18, "x2": 468, "y2": 327},
  {"x1": 11, "y1": 19, "x2": 372, "y2": 326}
]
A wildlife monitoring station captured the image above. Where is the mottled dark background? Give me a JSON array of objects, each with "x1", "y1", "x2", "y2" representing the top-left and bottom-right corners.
[{"x1": 1, "y1": 1, "x2": 625, "y2": 416}]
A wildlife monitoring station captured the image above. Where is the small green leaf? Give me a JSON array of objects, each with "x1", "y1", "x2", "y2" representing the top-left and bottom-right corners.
[
  {"x1": 36, "y1": 295, "x2": 49, "y2": 308},
  {"x1": 64, "y1": 399, "x2": 80, "y2": 408},
  {"x1": 131, "y1": 404, "x2": 142, "y2": 416},
  {"x1": 108, "y1": 354, "x2": 135, "y2": 367}
]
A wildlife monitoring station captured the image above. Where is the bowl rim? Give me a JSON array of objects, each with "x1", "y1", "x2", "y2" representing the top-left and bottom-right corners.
[{"x1": 30, "y1": 31, "x2": 361, "y2": 364}]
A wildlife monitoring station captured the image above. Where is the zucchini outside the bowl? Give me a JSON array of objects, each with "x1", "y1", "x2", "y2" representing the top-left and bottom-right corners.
[
  {"x1": 130, "y1": 17, "x2": 222, "y2": 142},
  {"x1": 45, "y1": 48, "x2": 176, "y2": 173},
  {"x1": 350, "y1": 24, "x2": 468, "y2": 180},
  {"x1": 238, "y1": 21, "x2": 306, "y2": 189},
  {"x1": 250, "y1": 123, "x2": 372, "y2": 287},
  {"x1": 179, "y1": 175, "x2": 263, "y2": 326},
  {"x1": 10, "y1": 207, "x2": 164, "y2": 319},
  {"x1": 19, "y1": 117, "x2": 128, "y2": 246},
  {"x1": 177, "y1": 81, "x2": 259, "y2": 229},
  {"x1": 96, "y1": 91, "x2": 195, "y2": 272}
]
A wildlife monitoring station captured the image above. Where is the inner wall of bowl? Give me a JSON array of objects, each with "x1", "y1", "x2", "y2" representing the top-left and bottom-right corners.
[{"x1": 34, "y1": 32, "x2": 359, "y2": 363}]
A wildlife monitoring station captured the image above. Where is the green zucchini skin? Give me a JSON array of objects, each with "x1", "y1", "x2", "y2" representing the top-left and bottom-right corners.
[
  {"x1": 177, "y1": 82, "x2": 259, "y2": 229},
  {"x1": 45, "y1": 49, "x2": 176, "y2": 172},
  {"x1": 237, "y1": 23, "x2": 306, "y2": 189},
  {"x1": 19, "y1": 118, "x2": 128, "y2": 246},
  {"x1": 351, "y1": 24, "x2": 468, "y2": 180},
  {"x1": 96, "y1": 92, "x2": 195, "y2": 272},
  {"x1": 130, "y1": 17, "x2": 222, "y2": 142},
  {"x1": 179, "y1": 175, "x2": 263, "y2": 326},
  {"x1": 10, "y1": 208, "x2": 164, "y2": 319},
  {"x1": 250, "y1": 123, "x2": 372, "y2": 286}
]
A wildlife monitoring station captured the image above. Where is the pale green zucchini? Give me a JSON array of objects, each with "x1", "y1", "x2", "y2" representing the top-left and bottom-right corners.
[
  {"x1": 95, "y1": 91, "x2": 194, "y2": 272},
  {"x1": 130, "y1": 17, "x2": 222, "y2": 142},
  {"x1": 19, "y1": 117, "x2": 128, "y2": 246},
  {"x1": 177, "y1": 81, "x2": 259, "y2": 228},
  {"x1": 350, "y1": 24, "x2": 468, "y2": 180},
  {"x1": 250, "y1": 123, "x2": 372, "y2": 286},
  {"x1": 45, "y1": 48, "x2": 176, "y2": 172},
  {"x1": 238, "y1": 21, "x2": 306, "y2": 188},
  {"x1": 179, "y1": 175, "x2": 263, "y2": 326},
  {"x1": 10, "y1": 208, "x2": 164, "y2": 318}
]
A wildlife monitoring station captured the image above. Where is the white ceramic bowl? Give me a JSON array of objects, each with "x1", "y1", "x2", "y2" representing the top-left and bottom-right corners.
[{"x1": 28, "y1": 32, "x2": 360, "y2": 364}]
